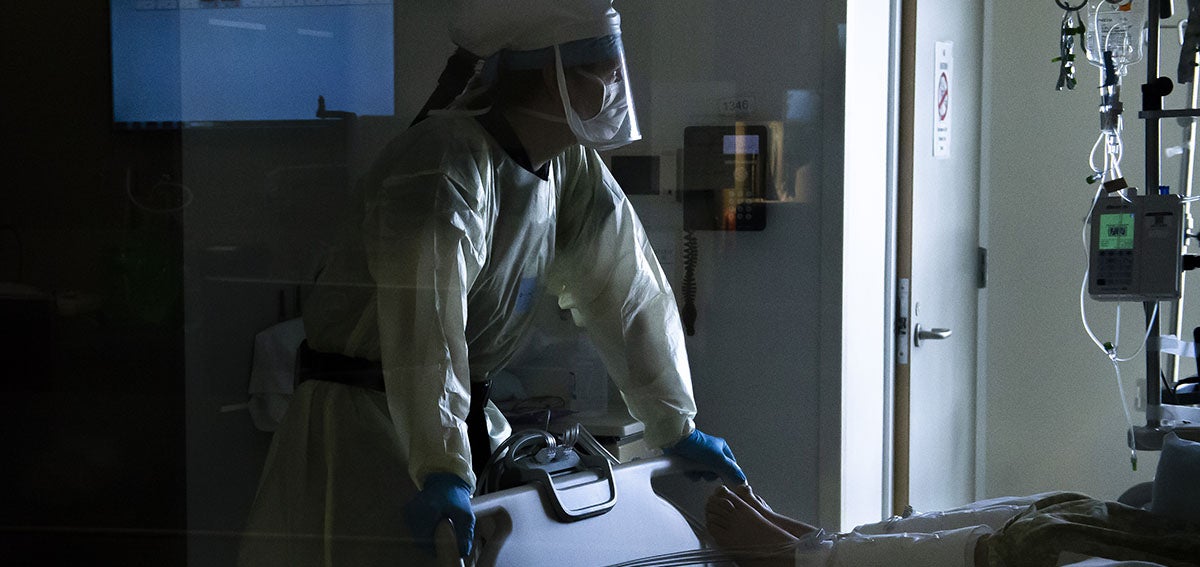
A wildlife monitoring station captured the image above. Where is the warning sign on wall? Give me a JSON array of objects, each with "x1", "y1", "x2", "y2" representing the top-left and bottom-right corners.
[{"x1": 933, "y1": 41, "x2": 953, "y2": 159}]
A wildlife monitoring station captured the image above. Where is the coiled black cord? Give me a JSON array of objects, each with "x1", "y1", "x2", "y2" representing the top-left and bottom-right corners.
[{"x1": 681, "y1": 230, "x2": 698, "y2": 336}]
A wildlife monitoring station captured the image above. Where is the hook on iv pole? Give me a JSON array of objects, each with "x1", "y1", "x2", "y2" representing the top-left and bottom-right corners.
[{"x1": 1056, "y1": 0, "x2": 1088, "y2": 11}]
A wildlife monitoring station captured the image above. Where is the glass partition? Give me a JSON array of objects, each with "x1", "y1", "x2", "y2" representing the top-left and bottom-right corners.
[{"x1": 4, "y1": 2, "x2": 854, "y2": 565}]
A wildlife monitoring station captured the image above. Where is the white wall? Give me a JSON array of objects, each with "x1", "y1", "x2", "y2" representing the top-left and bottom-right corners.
[
  {"x1": 617, "y1": 0, "x2": 845, "y2": 526},
  {"x1": 976, "y1": 3, "x2": 1200, "y2": 500}
]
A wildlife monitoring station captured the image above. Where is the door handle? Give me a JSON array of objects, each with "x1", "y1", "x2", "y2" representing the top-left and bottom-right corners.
[{"x1": 914, "y1": 324, "x2": 952, "y2": 346}]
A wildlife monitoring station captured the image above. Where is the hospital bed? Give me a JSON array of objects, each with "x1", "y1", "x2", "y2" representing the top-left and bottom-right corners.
[
  {"x1": 427, "y1": 451, "x2": 1200, "y2": 567},
  {"x1": 437, "y1": 455, "x2": 732, "y2": 567}
]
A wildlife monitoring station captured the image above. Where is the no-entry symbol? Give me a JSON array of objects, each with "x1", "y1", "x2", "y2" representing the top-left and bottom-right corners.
[
  {"x1": 937, "y1": 72, "x2": 950, "y2": 120},
  {"x1": 933, "y1": 41, "x2": 953, "y2": 159}
]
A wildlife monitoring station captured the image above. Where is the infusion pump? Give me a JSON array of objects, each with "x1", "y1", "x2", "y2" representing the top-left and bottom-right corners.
[{"x1": 1088, "y1": 192, "x2": 1185, "y2": 301}]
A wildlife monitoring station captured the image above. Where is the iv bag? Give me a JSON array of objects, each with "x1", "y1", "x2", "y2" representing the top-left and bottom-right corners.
[{"x1": 1085, "y1": 0, "x2": 1148, "y2": 75}]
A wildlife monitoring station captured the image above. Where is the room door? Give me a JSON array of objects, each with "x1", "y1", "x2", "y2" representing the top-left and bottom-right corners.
[{"x1": 894, "y1": 0, "x2": 984, "y2": 514}]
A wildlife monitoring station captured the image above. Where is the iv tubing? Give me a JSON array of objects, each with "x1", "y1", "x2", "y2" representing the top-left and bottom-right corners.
[
  {"x1": 1113, "y1": 303, "x2": 1158, "y2": 362},
  {"x1": 1079, "y1": 179, "x2": 1153, "y2": 468},
  {"x1": 1110, "y1": 354, "x2": 1138, "y2": 470},
  {"x1": 1077, "y1": 269, "x2": 1160, "y2": 361},
  {"x1": 1081, "y1": 185, "x2": 1108, "y2": 352},
  {"x1": 1078, "y1": 184, "x2": 1160, "y2": 361},
  {"x1": 1090, "y1": 132, "x2": 1105, "y2": 175}
]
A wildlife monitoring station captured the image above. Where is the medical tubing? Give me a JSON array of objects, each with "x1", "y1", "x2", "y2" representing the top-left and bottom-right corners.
[
  {"x1": 1101, "y1": 128, "x2": 1123, "y2": 182},
  {"x1": 1110, "y1": 355, "x2": 1137, "y2": 460},
  {"x1": 1080, "y1": 270, "x2": 1110, "y2": 352},
  {"x1": 1089, "y1": 131, "x2": 1125, "y2": 185},
  {"x1": 475, "y1": 429, "x2": 557, "y2": 495},
  {"x1": 1090, "y1": 132, "x2": 1106, "y2": 177},
  {"x1": 509, "y1": 429, "x2": 558, "y2": 463},
  {"x1": 1115, "y1": 302, "x2": 1123, "y2": 351},
  {"x1": 1079, "y1": 273, "x2": 1161, "y2": 360},
  {"x1": 1081, "y1": 185, "x2": 1109, "y2": 352},
  {"x1": 1109, "y1": 132, "x2": 1124, "y2": 180},
  {"x1": 602, "y1": 541, "x2": 799, "y2": 567},
  {"x1": 1113, "y1": 303, "x2": 1159, "y2": 362},
  {"x1": 475, "y1": 426, "x2": 600, "y2": 495},
  {"x1": 1078, "y1": 182, "x2": 1148, "y2": 465},
  {"x1": 1078, "y1": 182, "x2": 1160, "y2": 361}
]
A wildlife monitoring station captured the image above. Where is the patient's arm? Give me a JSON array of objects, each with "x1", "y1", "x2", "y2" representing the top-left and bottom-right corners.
[{"x1": 708, "y1": 484, "x2": 1001, "y2": 567}]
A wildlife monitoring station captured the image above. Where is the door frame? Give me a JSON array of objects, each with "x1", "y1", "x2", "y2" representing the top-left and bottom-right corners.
[{"x1": 892, "y1": 0, "x2": 917, "y2": 517}]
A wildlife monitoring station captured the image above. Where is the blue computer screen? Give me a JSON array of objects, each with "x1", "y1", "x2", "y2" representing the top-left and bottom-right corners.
[{"x1": 111, "y1": 0, "x2": 394, "y2": 124}]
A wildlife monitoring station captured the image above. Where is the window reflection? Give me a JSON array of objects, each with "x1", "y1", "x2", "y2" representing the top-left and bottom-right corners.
[{"x1": 5, "y1": 2, "x2": 838, "y2": 565}]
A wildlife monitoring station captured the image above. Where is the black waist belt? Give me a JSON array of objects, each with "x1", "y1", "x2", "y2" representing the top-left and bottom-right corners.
[{"x1": 295, "y1": 340, "x2": 493, "y2": 475}]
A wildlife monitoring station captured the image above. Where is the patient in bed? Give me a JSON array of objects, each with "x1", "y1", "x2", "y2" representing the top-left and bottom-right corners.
[{"x1": 705, "y1": 485, "x2": 1200, "y2": 567}]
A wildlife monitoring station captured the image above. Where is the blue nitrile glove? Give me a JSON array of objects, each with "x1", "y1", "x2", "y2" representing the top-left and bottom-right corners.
[
  {"x1": 402, "y1": 473, "x2": 475, "y2": 558},
  {"x1": 665, "y1": 429, "x2": 748, "y2": 485}
]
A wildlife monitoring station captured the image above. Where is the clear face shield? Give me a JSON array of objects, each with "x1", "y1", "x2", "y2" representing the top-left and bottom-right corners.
[{"x1": 552, "y1": 35, "x2": 641, "y2": 150}]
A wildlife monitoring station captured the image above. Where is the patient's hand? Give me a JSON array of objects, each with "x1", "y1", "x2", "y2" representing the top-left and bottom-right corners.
[
  {"x1": 705, "y1": 485, "x2": 799, "y2": 567},
  {"x1": 729, "y1": 484, "x2": 819, "y2": 539}
]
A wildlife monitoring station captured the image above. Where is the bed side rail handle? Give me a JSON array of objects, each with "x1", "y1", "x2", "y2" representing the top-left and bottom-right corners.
[{"x1": 532, "y1": 454, "x2": 618, "y2": 522}]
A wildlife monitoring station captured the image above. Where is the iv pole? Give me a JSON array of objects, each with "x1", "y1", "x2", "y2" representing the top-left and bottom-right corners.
[
  {"x1": 1135, "y1": 0, "x2": 1200, "y2": 448},
  {"x1": 1143, "y1": 0, "x2": 1166, "y2": 440}
]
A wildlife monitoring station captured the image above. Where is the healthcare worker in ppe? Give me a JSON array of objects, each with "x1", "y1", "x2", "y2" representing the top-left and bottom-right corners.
[{"x1": 238, "y1": 1, "x2": 745, "y2": 565}]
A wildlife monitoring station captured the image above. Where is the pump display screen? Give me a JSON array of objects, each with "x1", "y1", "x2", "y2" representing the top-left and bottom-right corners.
[
  {"x1": 722, "y1": 135, "x2": 760, "y2": 155},
  {"x1": 1099, "y1": 213, "x2": 1135, "y2": 250}
]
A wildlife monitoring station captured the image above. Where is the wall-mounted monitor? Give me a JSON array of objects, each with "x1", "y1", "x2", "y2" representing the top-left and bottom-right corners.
[{"x1": 110, "y1": 0, "x2": 394, "y2": 126}]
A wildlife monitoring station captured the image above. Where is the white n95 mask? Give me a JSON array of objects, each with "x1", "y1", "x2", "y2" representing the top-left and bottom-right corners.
[
  {"x1": 553, "y1": 44, "x2": 641, "y2": 150},
  {"x1": 573, "y1": 72, "x2": 625, "y2": 139}
]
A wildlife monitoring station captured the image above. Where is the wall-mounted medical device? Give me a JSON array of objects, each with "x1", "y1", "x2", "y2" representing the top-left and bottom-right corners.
[
  {"x1": 681, "y1": 125, "x2": 770, "y2": 231},
  {"x1": 1088, "y1": 192, "x2": 1184, "y2": 301}
]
